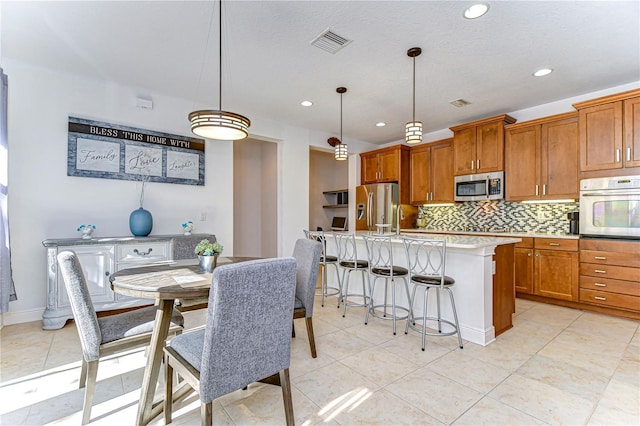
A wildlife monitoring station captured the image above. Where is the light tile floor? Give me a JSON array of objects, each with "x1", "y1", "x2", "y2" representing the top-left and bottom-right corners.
[{"x1": 1, "y1": 298, "x2": 639, "y2": 425}]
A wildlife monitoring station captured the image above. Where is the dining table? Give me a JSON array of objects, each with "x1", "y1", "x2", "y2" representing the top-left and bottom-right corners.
[{"x1": 109, "y1": 256, "x2": 257, "y2": 426}]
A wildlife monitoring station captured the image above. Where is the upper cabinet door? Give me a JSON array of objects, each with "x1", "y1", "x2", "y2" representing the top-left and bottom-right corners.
[
  {"x1": 624, "y1": 96, "x2": 640, "y2": 168},
  {"x1": 361, "y1": 153, "x2": 379, "y2": 184},
  {"x1": 505, "y1": 125, "x2": 540, "y2": 201},
  {"x1": 541, "y1": 116, "x2": 579, "y2": 199},
  {"x1": 378, "y1": 149, "x2": 399, "y2": 181},
  {"x1": 410, "y1": 146, "x2": 431, "y2": 205},
  {"x1": 453, "y1": 127, "x2": 476, "y2": 175},
  {"x1": 579, "y1": 101, "x2": 623, "y2": 171},
  {"x1": 476, "y1": 121, "x2": 504, "y2": 173},
  {"x1": 430, "y1": 142, "x2": 454, "y2": 203}
]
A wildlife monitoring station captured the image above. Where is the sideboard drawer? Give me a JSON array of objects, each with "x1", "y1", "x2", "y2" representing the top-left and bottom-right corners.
[
  {"x1": 117, "y1": 242, "x2": 169, "y2": 263},
  {"x1": 580, "y1": 250, "x2": 640, "y2": 268}
]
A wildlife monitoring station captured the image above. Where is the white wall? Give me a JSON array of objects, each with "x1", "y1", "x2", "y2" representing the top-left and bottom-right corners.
[
  {"x1": 2, "y1": 58, "x2": 377, "y2": 324},
  {"x1": 233, "y1": 138, "x2": 277, "y2": 258}
]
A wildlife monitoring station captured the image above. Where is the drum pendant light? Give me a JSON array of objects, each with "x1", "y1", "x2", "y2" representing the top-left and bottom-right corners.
[
  {"x1": 188, "y1": 0, "x2": 250, "y2": 140},
  {"x1": 406, "y1": 47, "x2": 422, "y2": 144},
  {"x1": 335, "y1": 87, "x2": 348, "y2": 160}
]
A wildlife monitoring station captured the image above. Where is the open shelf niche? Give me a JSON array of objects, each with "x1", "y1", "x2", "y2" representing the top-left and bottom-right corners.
[{"x1": 322, "y1": 189, "x2": 348, "y2": 208}]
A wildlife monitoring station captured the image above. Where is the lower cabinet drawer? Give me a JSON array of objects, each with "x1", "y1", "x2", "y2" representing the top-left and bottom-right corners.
[
  {"x1": 580, "y1": 250, "x2": 640, "y2": 268},
  {"x1": 579, "y1": 263, "x2": 640, "y2": 282},
  {"x1": 580, "y1": 276, "x2": 640, "y2": 296},
  {"x1": 535, "y1": 238, "x2": 578, "y2": 251},
  {"x1": 580, "y1": 288, "x2": 640, "y2": 312}
]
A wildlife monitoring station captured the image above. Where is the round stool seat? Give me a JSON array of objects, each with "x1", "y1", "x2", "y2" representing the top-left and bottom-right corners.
[
  {"x1": 321, "y1": 255, "x2": 338, "y2": 263},
  {"x1": 340, "y1": 260, "x2": 368, "y2": 269},
  {"x1": 411, "y1": 275, "x2": 455, "y2": 286},
  {"x1": 371, "y1": 266, "x2": 408, "y2": 277}
]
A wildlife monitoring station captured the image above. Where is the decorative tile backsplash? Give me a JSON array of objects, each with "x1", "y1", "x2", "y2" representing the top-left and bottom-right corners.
[{"x1": 418, "y1": 200, "x2": 580, "y2": 234}]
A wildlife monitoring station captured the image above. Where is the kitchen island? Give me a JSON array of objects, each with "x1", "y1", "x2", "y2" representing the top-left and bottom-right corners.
[{"x1": 325, "y1": 231, "x2": 521, "y2": 346}]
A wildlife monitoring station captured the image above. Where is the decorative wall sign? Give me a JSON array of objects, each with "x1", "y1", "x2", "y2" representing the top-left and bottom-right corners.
[{"x1": 67, "y1": 117, "x2": 205, "y2": 185}]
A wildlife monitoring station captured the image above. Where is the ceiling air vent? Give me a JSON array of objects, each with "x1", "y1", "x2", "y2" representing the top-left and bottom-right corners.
[
  {"x1": 310, "y1": 29, "x2": 352, "y2": 54},
  {"x1": 449, "y1": 98, "x2": 472, "y2": 108}
]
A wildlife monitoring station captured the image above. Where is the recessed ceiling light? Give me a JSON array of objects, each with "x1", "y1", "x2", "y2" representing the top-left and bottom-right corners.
[
  {"x1": 376, "y1": 122, "x2": 386, "y2": 127},
  {"x1": 301, "y1": 100, "x2": 313, "y2": 107},
  {"x1": 533, "y1": 68, "x2": 553, "y2": 77},
  {"x1": 463, "y1": 4, "x2": 489, "y2": 19}
]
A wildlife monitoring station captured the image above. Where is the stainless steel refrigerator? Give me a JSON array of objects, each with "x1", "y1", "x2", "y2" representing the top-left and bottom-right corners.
[{"x1": 355, "y1": 183, "x2": 399, "y2": 231}]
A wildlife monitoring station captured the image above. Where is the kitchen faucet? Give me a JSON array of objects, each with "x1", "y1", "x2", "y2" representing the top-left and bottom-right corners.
[{"x1": 396, "y1": 205, "x2": 405, "y2": 235}]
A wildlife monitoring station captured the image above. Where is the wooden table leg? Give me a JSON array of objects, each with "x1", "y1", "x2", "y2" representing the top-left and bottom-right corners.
[{"x1": 136, "y1": 299, "x2": 174, "y2": 426}]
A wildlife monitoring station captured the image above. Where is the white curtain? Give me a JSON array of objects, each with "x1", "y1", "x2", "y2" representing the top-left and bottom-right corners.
[{"x1": 0, "y1": 67, "x2": 16, "y2": 313}]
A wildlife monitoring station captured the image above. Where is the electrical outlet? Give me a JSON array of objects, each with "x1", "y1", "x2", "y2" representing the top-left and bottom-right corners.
[{"x1": 200, "y1": 212, "x2": 207, "y2": 221}]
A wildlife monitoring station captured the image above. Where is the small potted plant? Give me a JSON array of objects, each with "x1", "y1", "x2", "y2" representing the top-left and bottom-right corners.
[{"x1": 194, "y1": 239, "x2": 223, "y2": 272}]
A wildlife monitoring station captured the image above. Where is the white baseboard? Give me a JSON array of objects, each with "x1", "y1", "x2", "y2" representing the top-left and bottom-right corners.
[{"x1": 1, "y1": 308, "x2": 44, "y2": 326}]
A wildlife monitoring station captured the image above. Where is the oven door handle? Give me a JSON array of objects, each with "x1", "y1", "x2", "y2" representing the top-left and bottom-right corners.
[{"x1": 582, "y1": 192, "x2": 640, "y2": 197}]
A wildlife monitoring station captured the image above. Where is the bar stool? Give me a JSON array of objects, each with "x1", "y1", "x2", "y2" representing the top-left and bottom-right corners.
[
  {"x1": 304, "y1": 230, "x2": 342, "y2": 307},
  {"x1": 403, "y1": 236, "x2": 463, "y2": 351},
  {"x1": 362, "y1": 235, "x2": 411, "y2": 335},
  {"x1": 334, "y1": 233, "x2": 370, "y2": 318}
]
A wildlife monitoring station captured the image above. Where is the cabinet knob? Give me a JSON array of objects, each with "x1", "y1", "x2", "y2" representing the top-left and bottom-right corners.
[
  {"x1": 594, "y1": 269, "x2": 607, "y2": 274},
  {"x1": 535, "y1": 253, "x2": 540, "y2": 257},
  {"x1": 594, "y1": 296, "x2": 607, "y2": 301},
  {"x1": 528, "y1": 253, "x2": 532, "y2": 257},
  {"x1": 549, "y1": 243, "x2": 560, "y2": 246},
  {"x1": 616, "y1": 149, "x2": 621, "y2": 163},
  {"x1": 594, "y1": 256, "x2": 606, "y2": 260},
  {"x1": 594, "y1": 283, "x2": 606, "y2": 287}
]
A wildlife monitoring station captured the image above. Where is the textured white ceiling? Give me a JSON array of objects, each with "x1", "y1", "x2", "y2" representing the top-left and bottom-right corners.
[{"x1": 2, "y1": 1, "x2": 639, "y2": 144}]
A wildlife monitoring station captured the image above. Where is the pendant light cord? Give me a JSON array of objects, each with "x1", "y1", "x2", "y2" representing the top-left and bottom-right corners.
[
  {"x1": 412, "y1": 56, "x2": 416, "y2": 122},
  {"x1": 340, "y1": 92, "x2": 343, "y2": 142},
  {"x1": 218, "y1": 0, "x2": 222, "y2": 111}
]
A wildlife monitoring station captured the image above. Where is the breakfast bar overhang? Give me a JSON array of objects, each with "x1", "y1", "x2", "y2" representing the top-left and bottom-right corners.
[{"x1": 326, "y1": 232, "x2": 521, "y2": 346}]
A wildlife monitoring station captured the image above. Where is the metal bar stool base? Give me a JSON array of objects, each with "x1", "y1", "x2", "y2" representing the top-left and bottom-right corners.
[{"x1": 368, "y1": 304, "x2": 410, "y2": 321}]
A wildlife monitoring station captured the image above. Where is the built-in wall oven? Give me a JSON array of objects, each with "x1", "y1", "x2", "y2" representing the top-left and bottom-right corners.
[{"x1": 580, "y1": 176, "x2": 640, "y2": 239}]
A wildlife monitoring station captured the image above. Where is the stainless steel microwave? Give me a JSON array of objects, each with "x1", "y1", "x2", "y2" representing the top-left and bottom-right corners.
[{"x1": 454, "y1": 171, "x2": 505, "y2": 202}]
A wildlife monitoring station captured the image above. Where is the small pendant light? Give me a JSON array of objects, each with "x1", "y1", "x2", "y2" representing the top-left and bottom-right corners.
[
  {"x1": 188, "y1": 0, "x2": 250, "y2": 140},
  {"x1": 335, "y1": 87, "x2": 348, "y2": 160},
  {"x1": 406, "y1": 47, "x2": 422, "y2": 144}
]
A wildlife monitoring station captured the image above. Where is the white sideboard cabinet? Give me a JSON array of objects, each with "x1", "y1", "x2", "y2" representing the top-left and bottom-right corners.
[{"x1": 42, "y1": 233, "x2": 216, "y2": 330}]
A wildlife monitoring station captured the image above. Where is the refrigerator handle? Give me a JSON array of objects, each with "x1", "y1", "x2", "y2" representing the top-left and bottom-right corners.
[{"x1": 367, "y1": 191, "x2": 374, "y2": 230}]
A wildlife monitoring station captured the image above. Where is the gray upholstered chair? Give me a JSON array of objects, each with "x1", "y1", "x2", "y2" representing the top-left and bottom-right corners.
[
  {"x1": 163, "y1": 258, "x2": 297, "y2": 426},
  {"x1": 56, "y1": 251, "x2": 184, "y2": 425},
  {"x1": 292, "y1": 238, "x2": 322, "y2": 358}
]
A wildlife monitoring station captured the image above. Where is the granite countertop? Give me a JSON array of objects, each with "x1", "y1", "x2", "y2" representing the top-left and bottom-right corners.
[
  {"x1": 351, "y1": 230, "x2": 522, "y2": 249},
  {"x1": 401, "y1": 229, "x2": 579, "y2": 240}
]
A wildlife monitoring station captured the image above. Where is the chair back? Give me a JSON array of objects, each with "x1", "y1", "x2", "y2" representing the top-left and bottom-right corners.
[
  {"x1": 200, "y1": 258, "x2": 297, "y2": 402},
  {"x1": 334, "y1": 233, "x2": 363, "y2": 265},
  {"x1": 403, "y1": 237, "x2": 447, "y2": 287},
  {"x1": 292, "y1": 238, "x2": 322, "y2": 316},
  {"x1": 363, "y1": 235, "x2": 398, "y2": 276},
  {"x1": 56, "y1": 251, "x2": 102, "y2": 362}
]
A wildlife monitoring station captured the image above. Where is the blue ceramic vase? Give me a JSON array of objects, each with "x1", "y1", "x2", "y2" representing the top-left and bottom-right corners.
[{"x1": 129, "y1": 208, "x2": 153, "y2": 236}]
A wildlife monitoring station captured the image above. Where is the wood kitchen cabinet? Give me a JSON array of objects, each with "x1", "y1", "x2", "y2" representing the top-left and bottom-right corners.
[
  {"x1": 360, "y1": 144, "x2": 411, "y2": 204},
  {"x1": 579, "y1": 239, "x2": 640, "y2": 313},
  {"x1": 514, "y1": 237, "x2": 579, "y2": 301},
  {"x1": 573, "y1": 88, "x2": 640, "y2": 178},
  {"x1": 505, "y1": 112, "x2": 578, "y2": 201},
  {"x1": 450, "y1": 114, "x2": 516, "y2": 176},
  {"x1": 409, "y1": 139, "x2": 453, "y2": 205}
]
